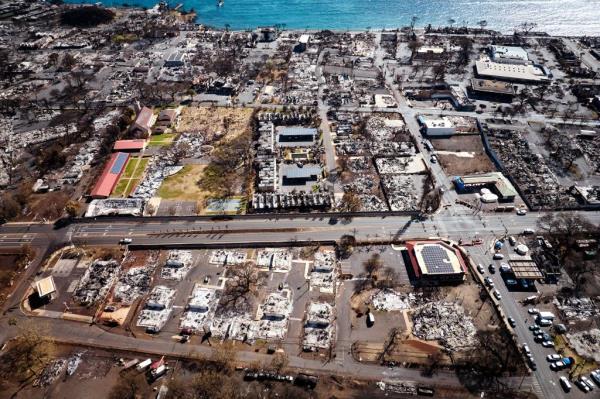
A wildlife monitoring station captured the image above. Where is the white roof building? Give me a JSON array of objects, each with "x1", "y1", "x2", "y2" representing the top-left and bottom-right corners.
[
  {"x1": 418, "y1": 115, "x2": 455, "y2": 137},
  {"x1": 475, "y1": 56, "x2": 550, "y2": 83},
  {"x1": 490, "y1": 45, "x2": 529, "y2": 65}
]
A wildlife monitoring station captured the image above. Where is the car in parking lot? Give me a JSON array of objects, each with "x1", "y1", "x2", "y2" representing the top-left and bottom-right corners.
[
  {"x1": 492, "y1": 253, "x2": 504, "y2": 260},
  {"x1": 537, "y1": 318, "x2": 553, "y2": 327},
  {"x1": 551, "y1": 360, "x2": 566, "y2": 371},
  {"x1": 581, "y1": 376, "x2": 595, "y2": 390},
  {"x1": 522, "y1": 343, "x2": 531, "y2": 355},
  {"x1": 527, "y1": 357, "x2": 537, "y2": 370},
  {"x1": 493, "y1": 290, "x2": 502, "y2": 300},
  {"x1": 529, "y1": 325, "x2": 540, "y2": 332},
  {"x1": 507, "y1": 317, "x2": 516, "y2": 327},
  {"x1": 484, "y1": 277, "x2": 494, "y2": 287},
  {"x1": 528, "y1": 308, "x2": 540, "y2": 315},
  {"x1": 499, "y1": 263, "x2": 511, "y2": 273},
  {"x1": 559, "y1": 376, "x2": 572, "y2": 392},
  {"x1": 516, "y1": 208, "x2": 527, "y2": 216},
  {"x1": 505, "y1": 278, "x2": 518, "y2": 286},
  {"x1": 522, "y1": 228, "x2": 535, "y2": 235},
  {"x1": 575, "y1": 378, "x2": 591, "y2": 393},
  {"x1": 542, "y1": 340, "x2": 555, "y2": 348},
  {"x1": 546, "y1": 354, "x2": 561, "y2": 362},
  {"x1": 591, "y1": 369, "x2": 600, "y2": 385},
  {"x1": 488, "y1": 264, "x2": 496, "y2": 273},
  {"x1": 508, "y1": 236, "x2": 516, "y2": 246},
  {"x1": 477, "y1": 264, "x2": 485, "y2": 274}
]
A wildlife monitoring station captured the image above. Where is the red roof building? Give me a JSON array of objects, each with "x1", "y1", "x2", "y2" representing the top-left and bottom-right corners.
[
  {"x1": 90, "y1": 152, "x2": 130, "y2": 199},
  {"x1": 405, "y1": 240, "x2": 466, "y2": 285},
  {"x1": 113, "y1": 139, "x2": 147, "y2": 152}
]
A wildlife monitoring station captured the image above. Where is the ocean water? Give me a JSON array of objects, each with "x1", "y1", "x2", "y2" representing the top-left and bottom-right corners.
[{"x1": 65, "y1": 0, "x2": 600, "y2": 35}]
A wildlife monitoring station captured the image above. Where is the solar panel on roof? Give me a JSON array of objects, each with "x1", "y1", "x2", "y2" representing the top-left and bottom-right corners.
[
  {"x1": 421, "y1": 245, "x2": 454, "y2": 274},
  {"x1": 110, "y1": 153, "x2": 128, "y2": 174}
]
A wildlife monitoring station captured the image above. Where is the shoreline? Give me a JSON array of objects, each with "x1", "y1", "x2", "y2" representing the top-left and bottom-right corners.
[{"x1": 59, "y1": 1, "x2": 595, "y2": 37}]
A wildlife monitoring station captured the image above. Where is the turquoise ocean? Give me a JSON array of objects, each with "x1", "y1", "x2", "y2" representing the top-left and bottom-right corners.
[{"x1": 65, "y1": 0, "x2": 600, "y2": 35}]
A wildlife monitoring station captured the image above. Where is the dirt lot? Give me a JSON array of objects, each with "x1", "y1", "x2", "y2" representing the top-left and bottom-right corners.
[
  {"x1": 177, "y1": 106, "x2": 254, "y2": 141},
  {"x1": 432, "y1": 135, "x2": 496, "y2": 175},
  {"x1": 157, "y1": 164, "x2": 208, "y2": 203}
]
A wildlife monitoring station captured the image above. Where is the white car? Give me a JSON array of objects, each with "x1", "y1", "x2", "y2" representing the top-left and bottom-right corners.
[
  {"x1": 546, "y1": 354, "x2": 561, "y2": 362},
  {"x1": 119, "y1": 238, "x2": 133, "y2": 245},
  {"x1": 581, "y1": 376, "x2": 595, "y2": 390},
  {"x1": 528, "y1": 308, "x2": 540, "y2": 315},
  {"x1": 522, "y1": 343, "x2": 531, "y2": 354},
  {"x1": 542, "y1": 340, "x2": 555, "y2": 348},
  {"x1": 516, "y1": 209, "x2": 527, "y2": 215},
  {"x1": 493, "y1": 290, "x2": 502, "y2": 300},
  {"x1": 560, "y1": 376, "x2": 572, "y2": 392}
]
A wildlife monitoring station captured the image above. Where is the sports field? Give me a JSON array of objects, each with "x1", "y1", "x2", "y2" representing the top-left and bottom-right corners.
[{"x1": 112, "y1": 157, "x2": 149, "y2": 197}]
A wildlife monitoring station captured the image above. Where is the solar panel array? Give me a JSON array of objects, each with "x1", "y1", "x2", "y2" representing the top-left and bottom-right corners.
[
  {"x1": 421, "y1": 245, "x2": 454, "y2": 274},
  {"x1": 110, "y1": 152, "x2": 129, "y2": 174}
]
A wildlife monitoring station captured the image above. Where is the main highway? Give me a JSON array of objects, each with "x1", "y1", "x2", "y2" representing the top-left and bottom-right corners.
[{"x1": 1, "y1": 209, "x2": 600, "y2": 398}]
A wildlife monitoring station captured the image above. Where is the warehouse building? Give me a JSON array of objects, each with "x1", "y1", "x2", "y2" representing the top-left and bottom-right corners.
[
  {"x1": 276, "y1": 126, "x2": 317, "y2": 147},
  {"x1": 453, "y1": 172, "x2": 518, "y2": 202},
  {"x1": 468, "y1": 78, "x2": 516, "y2": 102},
  {"x1": 280, "y1": 164, "x2": 321, "y2": 188}
]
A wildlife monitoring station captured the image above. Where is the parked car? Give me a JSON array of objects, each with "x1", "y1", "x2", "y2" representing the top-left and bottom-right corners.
[
  {"x1": 484, "y1": 277, "x2": 494, "y2": 288},
  {"x1": 119, "y1": 238, "x2": 133, "y2": 245},
  {"x1": 477, "y1": 264, "x2": 485, "y2": 274},
  {"x1": 575, "y1": 378, "x2": 591, "y2": 393},
  {"x1": 581, "y1": 376, "x2": 595, "y2": 390},
  {"x1": 559, "y1": 376, "x2": 572, "y2": 392},
  {"x1": 591, "y1": 369, "x2": 600, "y2": 386},
  {"x1": 523, "y1": 228, "x2": 535, "y2": 235},
  {"x1": 537, "y1": 318, "x2": 553, "y2": 327},
  {"x1": 508, "y1": 317, "x2": 516, "y2": 327},
  {"x1": 505, "y1": 279, "x2": 518, "y2": 286},
  {"x1": 508, "y1": 236, "x2": 516, "y2": 246},
  {"x1": 493, "y1": 290, "x2": 502, "y2": 300},
  {"x1": 493, "y1": 253, "x2": 504, "y2": 260},
  {"x1": 551, "y1": 360, "x2": 565, "y2": 371},
  {"x1": 528, "y1": 308, "x2": 540, "y2": 315},
  {"x1": 522, "y1": 343, "x2": 531, "y2": 355},
  {"x1": 542, "y1": 340, "x2": 555, "y2": 348},
  {"x1": 489, "y1": 264, "x2": 496, "y2": 273},
  {"x1": 499, "y1": 263, "x2": 511, "y2": 273},
  {"x1": 547, "y1": 354, "x2": 561, "y2": 362},
  {"x1": 528, "y1": 357, "x2": 537, "y2": 370},
  {"x1": 516, "y1": 209, "x2": 527, "y2": 216},
  {"x1": 529, "y1": 325, "x2": 540, "y2": 332}
]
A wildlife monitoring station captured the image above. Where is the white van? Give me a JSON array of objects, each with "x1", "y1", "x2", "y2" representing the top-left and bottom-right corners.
[{"x1": 560, "y1": 376, "x2": 572, "y2": 392}]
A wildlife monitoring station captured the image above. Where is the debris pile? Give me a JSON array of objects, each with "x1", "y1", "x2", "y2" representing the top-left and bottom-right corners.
[
  {"x1": 310, "y1": 251, "x2": 337, "y2": 293},
  {"x1": 371, "y1": 290, "x2": 418, "y2": 311},
  {"x1": 180, "y1": 285, "x2": 217, "y2": 332},
  {"x1": 566, "y1": 329, "x2": 600, "y2": 362},
  {"x1": 411, "y1": 302, "x2": 477, "y2": 350},
  {"x1": 34, "y1": 359, "x2": 66, "y2": 387},
  {"x1": 114, "y1": 266, "x2": 154, "y2": 305},
  {"x1": 554, "y1": 297, "x2": 598, "y2": 322},
  {"x1": 73, "y1": 260, "x2": 121, "y2": 306},
  {"x1": 137, "y1": 285, "x2": 176, "y2": 333},
  {"x1": 303, "y1": 302, "x2": 335, "y2": 351},
  {"x1": 85, "y1": 198, "x2": 144, "y2": 217},
  {"x1": 209, "y1": 250, "x2": 247, "y2": 266},
  {"x1": 66, "y1": 352, "x2": 84, "y2": 376},
  {"x1": 161, "y1": 250, "x2": 193, "y2": 280},
  {"x1": 257, "y1": 249, "x2": 292, "y2": 271}
]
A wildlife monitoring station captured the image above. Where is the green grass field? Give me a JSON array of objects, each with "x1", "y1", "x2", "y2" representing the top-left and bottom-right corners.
[
  {"x1": 149, "y1": 133, "x2": 176, "y2": 147},
  {"x1": 112, "y1": 157, "x2": 148, "y2": 197}
]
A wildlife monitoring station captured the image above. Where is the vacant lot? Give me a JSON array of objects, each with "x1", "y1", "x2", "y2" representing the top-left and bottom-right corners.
[
  {"x1": 432, "y1": 135, "x2": 496, "y2": 175},
  {"x1": 157, "y1": 164, "x2": 207, "y2": 202},
  {"x1": 148, "y1": 133, "x2": 176, "y2": 147},
  {"x1": 177, "y1": 106, "x2": 254, "y2": 142}
]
